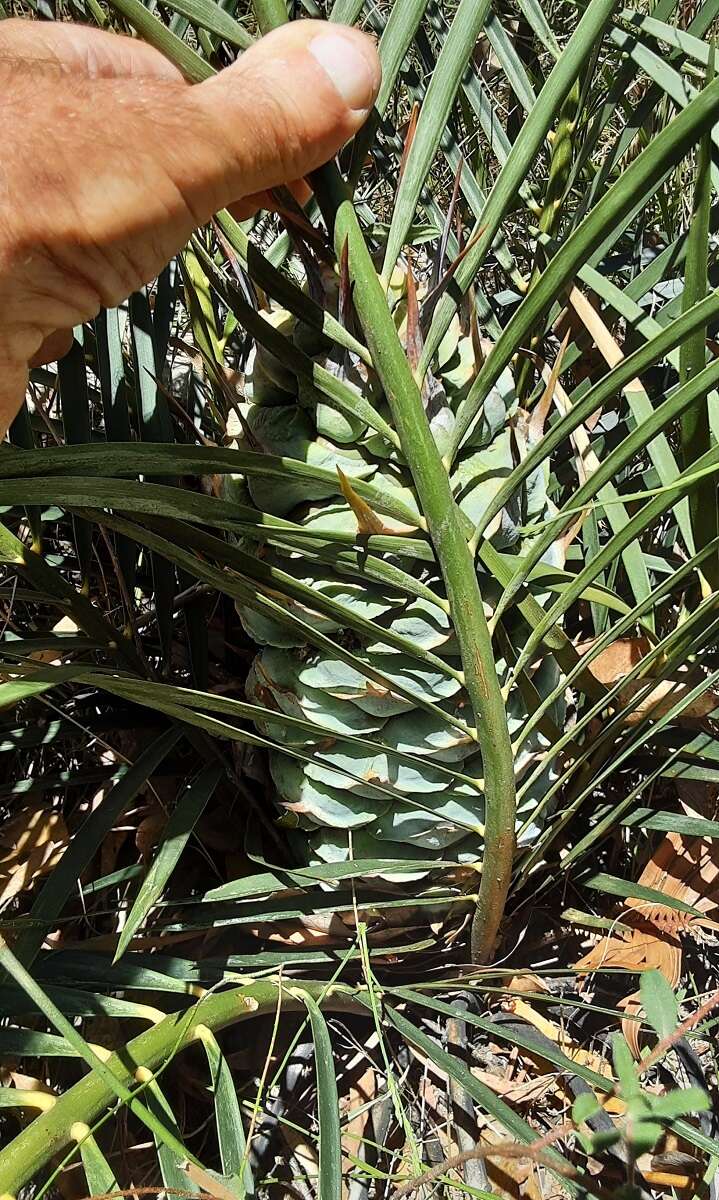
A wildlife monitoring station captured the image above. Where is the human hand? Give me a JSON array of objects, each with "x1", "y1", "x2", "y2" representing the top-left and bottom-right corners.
[{"x1": 0, "y1": 16, "x2": 380, "y2": 435}]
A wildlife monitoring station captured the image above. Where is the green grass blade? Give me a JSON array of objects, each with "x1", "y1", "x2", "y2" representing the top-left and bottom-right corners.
[
  {"x1": 130, "y1": 288, "x2": 176, "y2": 665},
  {"x1": 57, "y1": 331, "x2": 93, "y2": 592},
  {"x1": 0, "y1": 520, "x2": 138, "y2": 667},
  {"x1": 515, "y1": 0, "x2": 560, "y2": 56},
  {"x1": 77, "y1": 1132, "x2": 120, "y2": 1193},
  {"x1": 156, "y1": 0, "x2": 252, "y2": 45},
  {"x1": 115, "y1": 764, "x2": 223, "y2": 962},
  {"x1": 0, "y1": 936, "x2": 197, "y2": 1168},
  {"x1": 484, "y1": 7, "x2": 537, "y2": 117},
  {"x1": 381, "y1": 0, "x2": 492, "y2": 276},
  {"x1": 71, "y1": 513, "x2": 475, "y2": 734},
  {"x1": 13, "y1": 728, "x2": 182, "y2": 969},
  {"x1": 470, "y1": 291, "x2": 719, "y2": 547},
  {"x1": 94, "y1": 307, "x2": 136, "y2": 593},
  {"x1": 375, "y1": 0, "x2": 427, "y2": 115},
  {"x1": 622, "y1": 809, "x2": 719, "y2": 837},
  {"x1": 302, "y1": 994, "x2": 342, "y2": 1200},
  {"x1": 450, "y1": 73, "x2": 719, "y2": 458},
  {"x1": 214, "y1": 212, "x2": 371, "y2": 365},
  {"x1": 584, "y1": 873, "x2": 702, "y2": 916},
  {"x1": 383, "y1": 1005, "x2": 578, "y2": 1192},
  {"x1": 0, "y1": 444, "x2": 425, "y2": 528},
  {"x1": 329, "y1": 0, "x2": 365, "y2": 21},
  {"x1": 391, "y1": 991, "x2": 719, "y2": 1165},
  {"x1": 420, "y1": 0, "x2": 619, "y2": 376},
  {"x1": 65, "y1": 668, "x2": 480, "y2": 790},
  {"x1": 507, "y1": 444, "x2": 719, "y2": 684},
  {"x1": 0, "y1": 982, "x2": 361, "y2": 1197},
  {"x1": 194, "y1": 241, "x2": 399, "y2": 446},
  {"x1": 146, "y1": 1075, "x2": 200, "y2": 1193},
  {"x1": 105, "y1": 0, "x2": 212, "y2": 79},
  {"x1": 200, "y1": 1028, "x2": 254, "y2": 1197},
  {"x1": 8, "y1": 400, "x2": 42, "y2": 550},
  {"x1": 514, "y1": 539, "x2": 719, "y2": 753},
  {"x1": 680, "y1": 44, "x2": 717, "y2": 586},
  {"x1": 493, "y1": 354, "x2": 719, "y2": 623}
]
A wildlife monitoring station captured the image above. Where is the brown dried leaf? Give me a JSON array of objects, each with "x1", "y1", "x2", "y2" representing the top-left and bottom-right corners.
[
  {"x1": 638, "y1": 1132, "x2": 704, "y2": 1192},
  {"x1": 405, "y1": 254, "x2": 423, "y2": 374},
  {"x1": 528, "y1": 332, "x2": 570, "y2": 443},
  {"x1": 29, "y1": 616, "x2": 80, "y2": 665},
  {"x1": 577, "y1": 640, "x2": 719, "y2": 724},
  {"x1": 616, "y1": 678, "x2": 719, "y2": 724},
  {"x1": 504, "y1": 973, "x2": 550, "y2": 996},
  {"x1": 0, "y1": 806, "x2": 66, "y2": 861},
  {"x1": 135, "y1": 805, "x2": 166, "y2": 861},
  {"x1": 9, "y1": 1071, "x2": 56, "y2": 1101},
  {"x1": 182, "y1": 1161, "x2": 243, "y2": 1200},
  {"x1": 100, "y1": 825, "x2": 127, "y2": 878},
  {"x1": 530, "y1": 354, "x2": 603, "y2": 550},
  {"x1": 471, "y1": 1066, "x2": 555, "y2": 1105},
  {"x1": 575, "y1": 830, "x2": 719, "y2": 1054},
  {"x1": 483, "y1": 1134, "x2": 546, "y2": 1200},
  {"x1": 566, "y1": 285, "x2": 644, "y2": 408},
  {"x1": 501, "y1": 999, "x2": 612, "y2": 1080},
  {"x1": 282, "y1": 1125, "x2": 319, "y2": 1179},
  {"x1": 639, "y1": 830, "x2": 719, "y2": 916},
  {"x1": 68, "y1": 929, "x2": 198, "y2": 954},
  {"x1": 576, "y1": 921, "x2": 682, "y2": 979},
  {"x1": 248, "y1": 917, "x2": 349, "y2": 946},
  {"x1": 0, "y1": 806, "x2": 68, "y2": 905},
  {"x1": 576, "y1": 637, "x2": 652, "y2": 685},
  {"x1": 0, "y1": 842, "x2": 65, "y2": 905},
  {"x1": 398, "y1": 101, "x2": 420, "y2": 182}
]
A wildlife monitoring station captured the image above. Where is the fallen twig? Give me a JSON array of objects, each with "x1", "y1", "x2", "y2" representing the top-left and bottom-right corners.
[
  {"x1": 639, "y1": 988, "x2": 719, "y2": 1075},
  {"x1": 391, "y1": 1121, "x2": 575, "y2": 1198}
]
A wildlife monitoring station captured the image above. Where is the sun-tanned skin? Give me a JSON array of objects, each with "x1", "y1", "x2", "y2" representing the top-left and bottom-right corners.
[{"x1": 0, "y1": 17, "x2": 380, "y2": 435}]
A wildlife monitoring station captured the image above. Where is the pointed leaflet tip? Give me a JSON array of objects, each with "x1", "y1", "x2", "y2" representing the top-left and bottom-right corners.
[
  {"x1": 433, "y1": 156, "x2": 464, "y2": 290},
  {"x1": 336, "y1": 467, "x2": 389, "y2": 535},
  {"x1": 405, "y1": 252, "x2": 423, "y2": 375},
  {"x1": 339, "y1": 236, "x2": 352, "y2": 331},
  {"x1": 398, "y1": 100, "x2": 420, "y2": 183},
  {"x1": 528, "y1": 329, "x2": 571, "y2": 442}
]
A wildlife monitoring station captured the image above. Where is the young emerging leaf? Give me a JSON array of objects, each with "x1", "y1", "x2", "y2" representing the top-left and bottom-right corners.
[
  {"x1": 640, "y1": 969, "x2": 679, "y2": 1041},
  {"x1": 572, "y1": 1090, "x2": 601, "y2": 1125},
  {"x1": 612, "y1": 1033, "x2": 640, "y2": 1100},
  {"x1": 647, "y1": 1086, "x2": 711, "y2": 1121},
  {"x1": 625, "y1": 1113, "x2": 663, "y2": 1156}
]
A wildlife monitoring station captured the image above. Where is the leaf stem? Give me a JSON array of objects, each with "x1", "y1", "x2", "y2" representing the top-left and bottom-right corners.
[
  {"x1": 250, "y1": 0, "x2": 517, "y2": 962},
  {"x1": 0, "y1": 981, "x2": 364, "y2": 1196}
]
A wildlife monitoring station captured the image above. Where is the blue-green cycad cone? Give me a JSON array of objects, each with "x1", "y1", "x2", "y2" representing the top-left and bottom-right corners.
[{"x1": 226, "y1": 263, "x2": 562, "y2": 898}]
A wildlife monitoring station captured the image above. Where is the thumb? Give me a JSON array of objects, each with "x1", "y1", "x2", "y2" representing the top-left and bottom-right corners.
[
  {"x1": 5, "y1": 20, "x2": 380, "y2": 322},
  {"x1": 0, "y1": 18, "x2": 380, "y2": 430},
  {"x1": 184, "y1": 21, "x2": 381, "y2": 212}
]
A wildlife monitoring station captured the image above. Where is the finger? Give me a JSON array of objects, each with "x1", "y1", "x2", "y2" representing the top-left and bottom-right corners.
[
  {"x1": 228, "y1": 178, "x2": 313, "y2": 221},
  {"x1": 0, "y1": 19, "x2": 380, "y2": 380},
  {"x1": 28, "y1": 328, "x2": 74, "y2": 368},
  {"x1": 0, "y1": 16, "x2": 183, "y2": 80},
  {"x1": 186, "y1": 21, "x2": 380, "y2": 211}
]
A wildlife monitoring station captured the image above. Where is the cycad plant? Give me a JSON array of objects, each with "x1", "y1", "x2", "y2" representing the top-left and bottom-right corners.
[
  {"x1": 2, "y1": 0, "x2": 719, "y2": 1193},
  {"x1": 228, "y1": 246, "x2": 561, "y2": 931}
]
